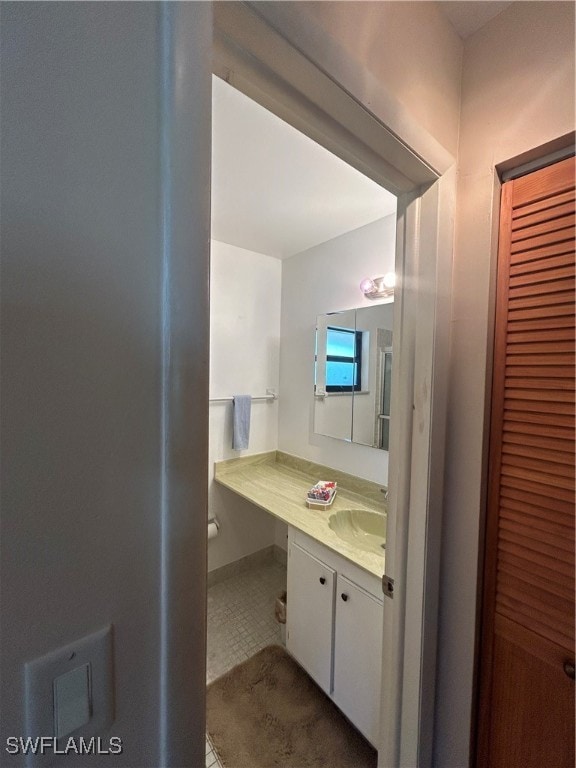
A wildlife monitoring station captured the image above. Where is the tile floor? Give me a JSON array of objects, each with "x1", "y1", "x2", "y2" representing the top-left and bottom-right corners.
[
  {"x1": 205, "y1": 734, "x2": 222, "y2": 768},
  {"x1": 205, "y1": 558, "x2": 287, "y2": 768}
]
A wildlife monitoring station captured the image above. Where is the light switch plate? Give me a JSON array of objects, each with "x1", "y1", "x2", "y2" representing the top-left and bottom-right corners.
[
  {"x1": 53, "y1": 663, "x2": 91, "y2": 739},
  {"x1": 24, "y1": 625, "x2": 114, "y2": 767}
]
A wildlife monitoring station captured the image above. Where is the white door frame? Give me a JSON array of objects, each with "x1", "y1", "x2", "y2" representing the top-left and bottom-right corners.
[{"x1": 212, "y1": 5, "x2": 455, "y2": 766}]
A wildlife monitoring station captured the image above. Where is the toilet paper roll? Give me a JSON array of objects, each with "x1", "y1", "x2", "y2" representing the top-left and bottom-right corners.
[{"x1": 207, "y1": 521, "x2": 219, "y2": 540}]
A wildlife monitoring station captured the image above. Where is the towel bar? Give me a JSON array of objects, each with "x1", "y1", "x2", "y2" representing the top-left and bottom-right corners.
[{"x1": 209, "y1": 391, "x2": 277, "y2": 404}]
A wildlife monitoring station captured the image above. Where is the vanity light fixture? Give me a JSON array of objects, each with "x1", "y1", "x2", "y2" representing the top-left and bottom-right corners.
[{"x1": 359, "y1": 272, "x2": 395, "y2": 300}]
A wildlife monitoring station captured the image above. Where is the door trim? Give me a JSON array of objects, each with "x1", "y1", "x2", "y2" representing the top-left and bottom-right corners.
[
  {"x1": 242, "y1": 1, "x2": 454, "y2": 181},
  {"x1": 212, "y1": 6, "x2": 455, "y2": 766}
]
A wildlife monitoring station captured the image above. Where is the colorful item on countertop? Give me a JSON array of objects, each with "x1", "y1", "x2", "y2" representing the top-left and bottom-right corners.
[{"x1": 307, "y1": 481, "x2": 337, "y2": 502}]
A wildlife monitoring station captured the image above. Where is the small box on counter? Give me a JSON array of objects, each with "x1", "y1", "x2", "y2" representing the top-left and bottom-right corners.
[{"x1": 306, "y1": 480, "x2": 337, "y2": 509}]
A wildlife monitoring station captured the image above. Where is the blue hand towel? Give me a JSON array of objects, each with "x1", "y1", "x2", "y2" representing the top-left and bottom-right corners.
[{"x1": 232, "y1": 395, "x2": 252, "y2": 450}]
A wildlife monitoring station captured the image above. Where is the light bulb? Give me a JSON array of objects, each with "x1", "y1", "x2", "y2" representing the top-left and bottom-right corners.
[
  {"x1": 360, "y1": 274, "x2": 395, "y2": 299},
  {"x1": 360, "y1": 277, "x2": 375, "y2": 295},
  {"x1": 383, "y1": 272, "x2": 396, "y2": 289}
]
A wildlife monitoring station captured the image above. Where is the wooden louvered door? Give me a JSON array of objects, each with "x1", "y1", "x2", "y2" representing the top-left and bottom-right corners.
[{"x1": 477, "y1": 156, "x2": 575, "y2": 768}]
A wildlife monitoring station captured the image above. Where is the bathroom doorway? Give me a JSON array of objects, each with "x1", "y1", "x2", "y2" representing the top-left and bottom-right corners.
[{"x1": 206, "y1": 72, "x2": 398, "y2": 766}]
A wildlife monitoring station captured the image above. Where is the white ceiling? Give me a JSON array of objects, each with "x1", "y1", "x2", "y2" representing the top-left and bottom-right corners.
[
  {"x1": 440, "y1": 1, "x2": 513, "y2": 39},
  {"x1": 211, "y1": 76, "x2": 397, "y2": 259}
]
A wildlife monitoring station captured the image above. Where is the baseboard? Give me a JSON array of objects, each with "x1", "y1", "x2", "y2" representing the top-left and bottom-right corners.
[
  {"x1": 272, "y1": 544, "x2": 287, "y2": 568},
  {"x1": 208, "y1": 545, "x2": 288, "y2": 587}
]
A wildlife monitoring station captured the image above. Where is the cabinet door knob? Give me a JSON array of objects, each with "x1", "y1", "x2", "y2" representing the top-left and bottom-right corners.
[
  {"x1": 341, "y1": 593, "x2": 348, "y2": 602},
  {"x1": 564, "y1": 661, "x2": 575, "y2": 680},
  {"x1": 319, "y1": 577, "x2": 326, "y2": 585}
]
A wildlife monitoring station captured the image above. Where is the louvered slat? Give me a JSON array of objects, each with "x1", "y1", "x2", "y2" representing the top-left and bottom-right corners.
[
  {"x1": 502, "y1": 452, "x2": 575, "y2": 481},
  {"x1": 508, "y1": 289, "x2": 574, "y2": 311},
  {"x1": 498, "y1": 549, "x2": 575, "y2": 599},
  {"x1": 500, "y1": 503, "x2": 574, "y2": 540},
  {"x1": 500, "y1": 512, "x2": 575, "y2": 553},
  {"x1": 497, "y1": 536, "x2": 573, "y2": 579},
  {"x1": 498, "y1": 548, "x2": 575, "y2": 595},
  {"x1": 500, "y1": 470, "x2": 574, "y2": 502},
  {"x1": 502, "y1": 439, "x2": 575, "y2": 466},
  {"x1": 505, "y1": 360, "x2": 574, "y2": 386},
  {"x1": 511, "y1": 189, "x2": 575, "y2": 223},
  {"x1": 498, "y1": 557, "x2": 574, "y2": 602},
  {"x1": 503, "y1": 429, "x2": 575, "y2": 453},
  {"x1": 511, "y1": 199, "x2": 575, "y2": 230},
  {"x1": 497, "y1": 573, "x2": 574, "y2": 630},
  {"x1": 500, "y1": 527, "x2": 574, "y2": 567},
  {"x1": 504, "y1": 380, "x2": 575, "y2": 398},
  {"x1": 508, "y1": 316, "x2": 575, "y2": 333},
  {"x1": 508, "y1": 276, "x2": 575, "y2": 298},
  {"x1": 508, "y1": 326, "x2": 575, "y2": 344},
  {"x1": 497, "y1": 596, "x2": 573, "y2": 649},
  {"x1": 510, "y1": 239, "x2": 575, "y2": 266},
  {"x1": 500, "y1": 481, "x2": 574, "y2": 523},
  {"x1": 506, "y1": 353, "x2": 574, "y2": 367},
  {"x1": 509, "y1": 265, "x2": 575, "y2": 289},
  {"x1": 511, "y1": 213, "x2": 575, "y2": 244},
  {"x1": 504, "y1": 398, "x2": 574, "y2": 418},
  {"x1": 505, "y1": 387, "x2": 574, "y2": 402},
  {"x1": 510, "y1": 253, "x2": 575, "y2": 280},
  {"x1": 510, "y1": 227, "x2": 574, "y2": 254}
]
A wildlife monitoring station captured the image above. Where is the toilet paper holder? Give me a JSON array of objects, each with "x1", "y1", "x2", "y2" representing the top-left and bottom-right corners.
[{"x1": 208, "y1": 517, "x2": 220, "y2": 540}]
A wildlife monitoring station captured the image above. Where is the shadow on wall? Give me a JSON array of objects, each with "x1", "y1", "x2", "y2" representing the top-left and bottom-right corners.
[
  {"x1": 1, "y1": 207, "x2": 170, "y2": 760},
  {"x1": 207, "y1": 481, "x2": 277, "y2": 574}
]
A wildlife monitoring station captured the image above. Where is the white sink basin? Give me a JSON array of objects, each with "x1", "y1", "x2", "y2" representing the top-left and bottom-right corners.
[{"x1": 328, "y1": 509, "x2": 386, "y2": 555}]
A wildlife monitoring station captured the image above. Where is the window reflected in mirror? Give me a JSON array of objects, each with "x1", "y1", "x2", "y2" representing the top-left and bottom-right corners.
[{"x1": 326, "y1": 326, "x2": 362, "y2": 392}]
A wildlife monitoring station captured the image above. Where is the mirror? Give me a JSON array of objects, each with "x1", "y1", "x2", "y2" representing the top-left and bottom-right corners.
[
  {"x1": 314, "y1": 303, "x2": 393, "y2": 449},
  {"x1": 314, "y1": 309, "x2": 357, "y2": 443}
]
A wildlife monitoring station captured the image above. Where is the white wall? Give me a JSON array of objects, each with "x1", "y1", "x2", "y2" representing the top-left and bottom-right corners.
[
  {"x1": 0, "y1": 4, "x2": 211, "y2": 766},
  {"x1": 279, "y1": 216, "x2": 396, "y2": 484},
  {"x1": 435, "y1": 3, "x2": 576, "y2": 766},
  {"x1": 287, "y1": 0, "x2": 462, "y2": 157},
  {"x1": 208, "y1": 240, "x2": 281, "y2": 571}
]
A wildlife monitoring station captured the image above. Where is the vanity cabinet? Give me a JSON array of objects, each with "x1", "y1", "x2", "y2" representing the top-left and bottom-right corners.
[{"x1": 286, "y1": 528, "x2": 383, "y2": 747}]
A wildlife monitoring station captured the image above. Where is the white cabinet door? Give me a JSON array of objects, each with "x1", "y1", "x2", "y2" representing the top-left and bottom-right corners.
[
  {"x1": 287, "y1": 542, "x2": 335, "y2": 694},
  {"x1": 333, "y1": 574, "x2": 383, "y2": 746}
]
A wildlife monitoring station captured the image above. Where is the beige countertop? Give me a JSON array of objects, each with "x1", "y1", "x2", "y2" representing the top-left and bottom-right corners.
[{"x1": 214, "y1": 451, "x2": 386, "y2": 578}]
